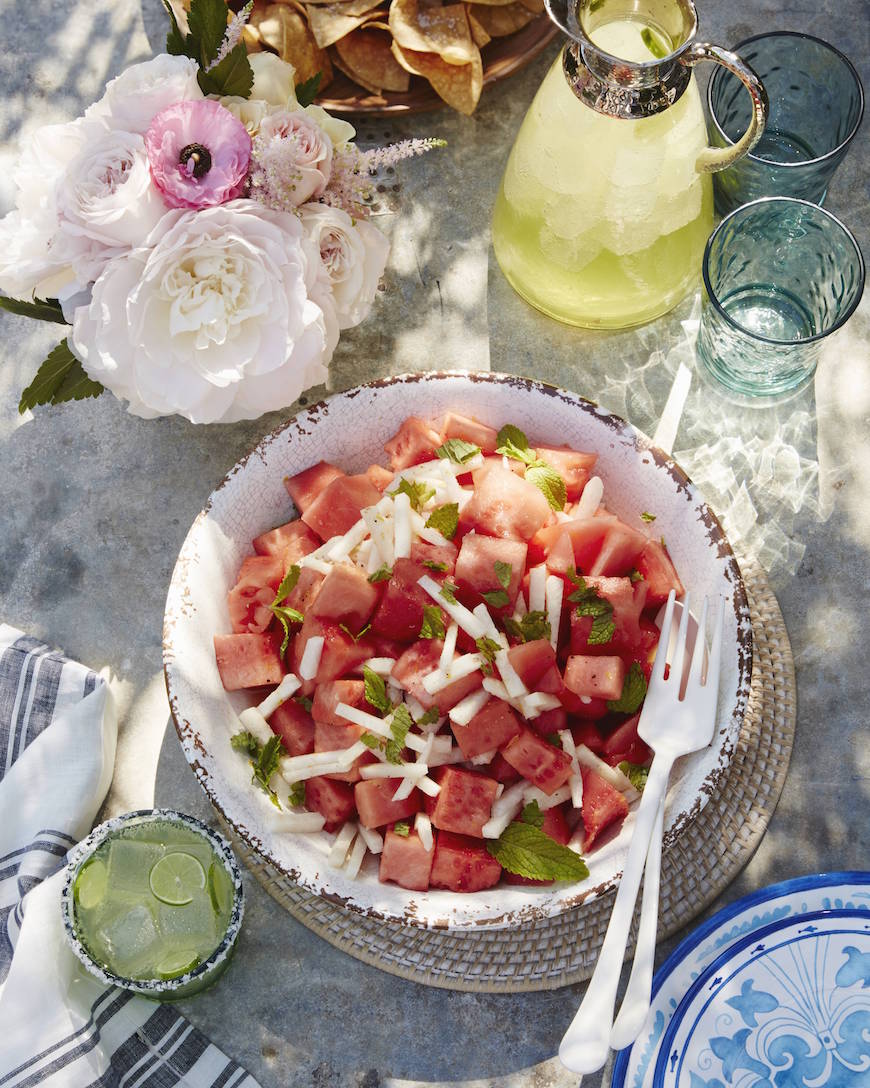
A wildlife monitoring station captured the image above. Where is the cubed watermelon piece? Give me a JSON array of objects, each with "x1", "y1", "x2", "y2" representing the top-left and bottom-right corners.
[
  {"x1": 379, "y1": 827, "x2": 435, "y2": 891},
  {"x1": 426, "y1": 766, "x2": 499, "y2": 837},
  {"x1": 383, "y1": 416, "x2": 442, "y2": 471},
  {"x1": 571, "y1": 719, "x2": 606, "y2": 754},
  {"x1": 316, "y1": 625, "x2": 376, "y2": 683},
  {"x1": 391, "y1": 641, "x2": 483, "y2": 713},
  {"x1": 311, "y1": 679, "x2": 366, "y2": 727},
  {"x1": 634, "y1": 539, "x2": 685, "y2": 607},
  {"x1": 588, "y1": 520, "x2": 648, "y2": 578},
  {"x1": 269, "y1": 699, "x2": 315, "y2": 756},
  {"x1": 314, "y1": 703, "x2": 376, "y2": 783},
  {"x1": 462, "y1": 462, "x2": 554, "y2": 541},
  {"x1": 544, "y1": 531, "x2": 576, "y2": 576},
  {"x1": 214, "y1": 632, "x2": 285, "y2": 690},
  {"x1": 500, "y1": 728, "x2": 573, "y2": 795},
  {"x1": 561, "y1": 689, "x2": 609, "y2": 720},
  {"x1": 252, "y1": 520, "x2": 321, "y2": 564},
  {"x1": 311, "y1": 564, "x2": 379, "y2": 630},
  {"x1": 365, "y1": 463, "x2": 395, "y2": 492},
  {"x1": 531, "y1": 518, "x2": 611, "y2": 573},
  {"x1": 581, "y1": 766, "x2": 629, "y2": 849},
  {"x1": 451, "y1": 699, "x2": 521, "y2": 759},
  {"x1": 410, "y1": 539, "x2": 458, "y2": 574},
  {"x1": 305, "y1": 775, "x2": 356, "y2": 831},
  {"x1": 507, "y1": 639, "x2": 558, "y2": 690},
  {"x1": 301, "y1": 474, "x2": 381, "y2": 542},
  {"x1": 429, "y1": 831, "x2": 502, "y2": 892},
  {"x1": 532, "y1": 446, "x2": 597, "y2": 501},
  {"x1": 439, "y1": 411, "x2": 499, "y2": 453},
  {"x1": 454, "y1": 534, "x2": 527, "y2": 610},
  {"x1": 355, "y1": 780, "x2": 421, "y2": 828},
  {"x1": 284, "y1": 567, "x2": 324, "y2": 615},
  {"x1": 284, "y1": 461, "x2": 344, "y2": 513},
  {"x1": 585, "y1": 576, "x2": 648, "y2": 649},
  {"x1": 564, "y1": 655, "x2": 626, "y2": 701},
  {"x1": 486, "y1": 752, "x2": 523, "y2": 784},
  {"x1": 529, "y1": 705, "x2": 567, "y2": 736},
  {"x1": 601, "y1": 713, "x2": 651, "y2": 766},
  {"x1": 371, "y1": 558, "x2": 441, "y2": 641},
  {"x1": 504, "y1": 806, "x2": 571, "y2": 886},
  {"x1": 227, "y1": 554, "x2": 284, "y2": 634}
]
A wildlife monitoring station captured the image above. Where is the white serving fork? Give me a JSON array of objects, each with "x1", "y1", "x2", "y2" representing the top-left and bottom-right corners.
[{"x1": 559, "y1": 590, "x2": 724, "y2": 1075}]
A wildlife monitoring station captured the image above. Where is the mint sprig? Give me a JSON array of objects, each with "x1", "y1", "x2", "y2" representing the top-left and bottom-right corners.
[
  {"x1": 390, "y1": 478, "x2": 435, "y2": 513},
  {"x1": 526, "y1": 462, "x2": 567, "y2": 511},
  {"x1": 426, "y1": 503, "x2": 459, "y2": 540},
  {"x1": 618, "y1": 761, "x2": 649, "y2": 791},
  {"x1": 393, "y1": 821, "x2": 411, "y2": 837},
  {"x1": 385, "y1": 704, "x2": 413, "y2": 763},
  {"x1": 495, "y1": 424, "x2": 536, "y2": 465},
  {"x1": 486, "y1": 822, "x2": 589, "y2": 882},
  {"x1": 230, "y1": 730, "x2": 284, "y2": 808},
  {"x1": 503, "y1": 611, "x2": 551, "y2": 644},
  {"x1": 482, "y1": 559, "x2": 512, "y2": 608},
  {"x1": 568, "y1": 571, "x2": 615, "y2": 646},
  {"x1": 368, "y1": 565, "x2": 392, "y2": 583},
  {"x1": 419, "y1": 604, "x2": 446, "y2": 640},
  {"x1": 270, "y1": 565, "x2": 303, "y2": 654},
  {"x1": 607, "y1": 662, "x2": 648, "y2": 713},
  {"x1": 363, "y1": 665, "x2": 391, "y2": 714},
  {"x1": 436, "y1": 438, "x2": 480, "y2": 465}
]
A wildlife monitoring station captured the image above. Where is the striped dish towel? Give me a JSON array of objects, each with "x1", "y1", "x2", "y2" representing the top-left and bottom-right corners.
[{"x1": 0, "y1": 625, "x2": 259, "y2": 1088}]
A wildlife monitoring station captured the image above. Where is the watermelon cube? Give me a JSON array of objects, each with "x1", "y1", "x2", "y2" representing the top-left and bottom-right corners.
[
  {"x1": 439, "y1": 411, "x2": 499, "y2": 453},
  {"x1": 462, "y1": 462, "x2": 554, "y2": 541},
  {"x1": 451, "y1": 699, "x2": 521, "y2": 759},
  {"x1": 284, "y1": 567, "x2": 324, "y2": 615},
  {"x1": 571, "y1": 719, "x2": 606, "y2": 754},
  {"x1": 580, "y1": 766, "x2": 629, "y2": 849},
  {"x1": 214, "y1": 632, "x2": 285, "y2": 690},
  {"x1": 365, "y1": 463, "x2": 395, "y2": 492},
  {"x1": 284, "y1": 461, "x2": 344, "y2": 513},
  {"x1": 252, "y1": 520, "x2": 321, "y2": 564},
  {"x1": 532, "y1": 446, "x2": 597, "y2": 501},
  {"x1": 301, "y1": 474, "x2": 381, "y2": 542},
  {"x1": 530, "y1": 517, "x2": 610, "y2": 573},
  {"x1": 486, "y1": 752, "x2": 523, "y2": 784},
  {"x1": 269, "y1": 699, "x2": 315, "y2": 756},
  {"x1": 391, "y1": 641, "x2": 483, "y2": 713},
  {"x1": 379, "y1": 827, "x2": 435, "y2": 891},
  {"x1": 372, "y1": 558, "x2": 441, "y2": 642},
  {"x1": 544, "y1": 531, "x2": 576, "y2": 576},
  {"x1": 500, "y1": 728, "x2": 573, "y2": 795},
  {"x1": 410, "y1": 539, "x2": 458, "y2": 574},
  {"x1": 314, "y1": 705, "x2": 376, "y2": 783},
  {"x1": 426, "y1": 766, "x2": 499, "y2": 837},
  {"x1": 383, "y1": 417, "x2": 442, "y2": 470},
  {"x1": 311, "y1": 679, "x2": 367, "y2": 728},
  {"x1": 227, "y1": 554, "x2": 284, "y2": 634},
  {"x1": 311, "y1": 564, "x2": 379, "y2": 630},
  {"x1": 601, "y1": 713, "x2": 651, "y2": 766},
  {"x1": 588, "y1": 519, "x2": 648, "y2": 578},
  {"x1": 564, "y1": 655, "x2": 626, "y2": 701},
  {"x1": 305, "y1": 775, "x2": 356, "y2": 831},
  {"x1": 561, "y1": 689, "x2": 609, "y2": 720},
  {"x1": 507, "y1": 639, "x2": 558, "y2": 690},
  {"x1": 455, "y1": 534, "x2": 527, "y2": 609},
  {"x1": 634, "y1": 539, "x2": 685, "y2": 607},
  {"x1": 429, "y1": 831, "x2": 502, "y2": 892},
  {"x1": 355, "y1": 780, "x2": 421, "y2": 828},
  {"x1": 529, "y1": 705, "x2": 567, "y2": 736}
]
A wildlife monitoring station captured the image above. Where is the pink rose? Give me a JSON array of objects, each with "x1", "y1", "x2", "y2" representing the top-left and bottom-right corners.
[{"x1": 249, "y1": 110, "x2": 333, "y2": 211}]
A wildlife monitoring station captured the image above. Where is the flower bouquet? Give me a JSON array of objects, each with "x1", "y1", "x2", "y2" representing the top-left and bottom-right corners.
[{"x1": 0, "y1": 0, "x2": 439, "y2": 424}]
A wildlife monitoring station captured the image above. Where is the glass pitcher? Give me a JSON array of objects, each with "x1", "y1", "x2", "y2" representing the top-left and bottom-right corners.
[{"x1": 491, "y1": 0, "x2": 768, "y2": 329}]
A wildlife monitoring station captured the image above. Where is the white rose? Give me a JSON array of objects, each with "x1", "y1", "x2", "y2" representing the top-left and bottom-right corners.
[
  {"x1": 251, "y1": 111, "x2": 333, "y2": 209},
  {"x1": 301, "y1": 105, "x2": 355, "y2": 150},
  {"x1": 249, "y1": 53, "x2": 300, "y2": 109},
  {"x1": 86, "y1": 54, "x2": 203, "y2": 135},
  {"x1": 215, "y1": 94, "x2": 270, "y2": 136},
  {"x1": 69, "y1": 199, "x2": 336, "y2": 424},
  {"x1": 299, "y1": 203, "x2": 389, "y2": 330}
]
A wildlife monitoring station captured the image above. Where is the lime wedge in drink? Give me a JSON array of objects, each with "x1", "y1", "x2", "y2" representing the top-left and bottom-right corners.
[
  {"x1": 155, "y1": 949, "x2": 201, "y2": 980},
  {"x1": 74, "y1": 856, "x2": 108, "y2": 910},
  {"x1": 149, "y1": 852, "x2": 206, "y2": 906}
]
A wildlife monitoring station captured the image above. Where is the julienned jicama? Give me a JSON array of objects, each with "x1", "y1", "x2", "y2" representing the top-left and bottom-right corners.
[{"x1": 215, "y1": 412, "x2": 685, "y2": 892}]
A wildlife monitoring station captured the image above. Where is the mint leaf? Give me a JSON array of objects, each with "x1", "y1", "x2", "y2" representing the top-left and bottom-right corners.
[
  {"x1": 503, "y1": 611, "x2": 551, "y2": 644},
  {"x1": 187, "y1": 0, "x2": 229, "y2": 67},
  {"x1": 487, "y1": 822, "x2": 589, "y2": 882},
  {"x1": 494, "y1": 560, "x2": 512, "y2": 589},
  {"x1": 390, "y1": 477, "x2": 435, "y2": 513},
  {"x1": 339, "y1": 622, "x2": 371, "y2": 643},
  {"x1": 288, "y1": 780, "x2": 306, "y2": 807},
  {"x1": 475, "y1": 636, "x2": 501, "y2": 673},
  {"x1": 526, "y1": 461, "x2": 567, "y2": 511},
  {"x1": 568, "y1": 573, "x2": 615, "y2": 646},
  {"x1": 640, "y1": 511, "x2": 656, "y2": 523},
  {"x1": 417, "y1": 707, "x2": 440, "y2": 726},
  {"x1": 422, "y1": 559, "x2": 448, "y2": 572},
  {"x1": 426, "y1": 503, "x2": 459, "y2": 540},
  {"x1": 587, "y1": 615, "x2": 616, "y2": 645},
  {"x1": 0, "y1": 295, "x2": 67, "y2": 324},
  {"x1": 630, "y1": 568, "x2": 645, "y2": 584},
  {"x1": 368, "y1": 565, "x2": 392, "y2": 583},
  {"x1": 607, "y1": 662, "x2": 648, "y2": 713},
  {"x1": 230, "y1": 730, "x2": 260, "y2": 756},
  {"x1": 295, "y1": 72, "x2": 322, "y2": 108},
  {"x1": 385, "y1": 704, "x2": 413, "y2": 763},
  {"x1": 360, "y1": 732, "x2": 382, "y2": 749},
  {"x1": 274, "y1": 565, "x2": 301, "y2": 605},
  {"x1": 439, "y1": 580, "x2": 458, "y2": 605},
  {"x1": 363, "y1": 665, "x2": 391, "y2": 714},
  {"x1": 295, "y1": 695, "x2": 313, "y2": 713},
  {"x1": 393, "y1": 821, "x2": 411, "y2": 837},
  {"x1": 618, "y1": 761, "x2": 649, "y2": 791},
  {"x1": 19, "y1": 340, "x2": 104, "y2": 413},
  {"x1": 482, "y1": 588, "x2": 510, "y2": 609},
  {"x1": 197, "y1": 42, "x2": 254, "y2": 98},
  {"x1": 419, "y1": 604, "x2": 446, "y2": 640},
  {"x1": 641, "y1": 26, "x2": 668, "y2": 59},
  {"x1": 495, "y1": 424, "x2": 536, "y2": 465},
  {"x1": 271, "y1": 566, "x2": 303, "y2": 653},
  {"x1": 251, "y1": 733, "x2": 284, "y2": 807},
  {"x1": 520, "y1": 800, "x2": 544, "y2": 828},
  {"x1": 436, "y1": 437, "x2": 480, "y2": 465}
]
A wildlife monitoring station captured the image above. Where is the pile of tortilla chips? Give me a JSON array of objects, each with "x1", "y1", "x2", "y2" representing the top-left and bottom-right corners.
[{"x1": 240, "y1": 0, "x2": 544, "y2": 114}]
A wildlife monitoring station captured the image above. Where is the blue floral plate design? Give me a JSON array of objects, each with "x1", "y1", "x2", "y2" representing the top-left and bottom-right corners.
[{"x1": 610, "y1": 873, "x2": 870, "y2": 1088}]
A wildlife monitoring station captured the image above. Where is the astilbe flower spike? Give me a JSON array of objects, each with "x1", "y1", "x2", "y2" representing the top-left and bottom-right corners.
[
  {"x1": 207, "y1": 1, "x2": 254, "y2": 71},
  {"x1": 322, "y1": 138, "x2": 446, "y2": 220}
]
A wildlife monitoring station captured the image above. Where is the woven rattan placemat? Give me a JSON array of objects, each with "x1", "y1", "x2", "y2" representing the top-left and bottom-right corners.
[{"x1": 223, "y1": 555, "x2": 795, "y2": 992}]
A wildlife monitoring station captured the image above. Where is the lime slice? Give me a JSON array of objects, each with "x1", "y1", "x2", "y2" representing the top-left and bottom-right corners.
[
  {"x1": 74, "y1": 857, "x2": 108, "y2": 910},
  {"x1": 155, "y1": 949, "x2": 201, "y2": 980},
  {"x1": 148, "y1": 852, "x2": 206, "y2": 906}
]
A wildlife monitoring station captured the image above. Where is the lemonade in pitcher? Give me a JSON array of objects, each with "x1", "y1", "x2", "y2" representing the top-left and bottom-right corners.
[{"x1": 492, "y1": 0, "x2": 767, "y2": 329}]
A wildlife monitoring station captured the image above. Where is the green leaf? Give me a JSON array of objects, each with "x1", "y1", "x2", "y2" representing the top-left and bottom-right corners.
[
  {"x1": 422, "y1": 559, "x2": 448, "y2": 572},
  {"x1": 641, "y1": 26, "x2": 668, "y2": 59},
  {"x1": 340, "y1": 622, "x2": 371, "y2": 643},
  {"x1": 607, "y1": 662, "x2": 648, "y2": 713},
  {"x1": 587, "y1": 615, "x2": 616, "y2": 645},
  {"x1": 368, "y1": 565, "x2": 392, "y2": 583},
  {"x1": 495, "y1": 424, "x2": 536, "y2": 465},
  {"x1": 230, "y1": 730, "x2": 260, "y2": 756},
  {"x1": 363, "y1": 665, "x2": 391, "y2": 714},
  {"x1": 197, "y1": 42, "x2": 254, "y2": 98},
  {"x1": 187, "y1": 0, "x2": 230, "y2": 67},
  {"x1": 251, "y1": 733, "x2": 284, "y2": 806},
  {"x1": 392, "y1": 820, "x2": 411, "y2": 837},
  {"x1": 618, "y1": 761, "x2": 649, "y2": 791},
  {"x1": 295, "y1": 72, "x2": 322, "y2": 108},
  {"x1": 475, "y1": 636, "x2": 501, "y2": 671},
  {"x1": 385, "y1": 704, "x2": 413, "y2": 763},
  {"x1": 439, "y1": 580, "x2": 458, "y2": 605},
  {"x1": 271, "y1": 566, "x2": 304, "y2": 653},
  {"x1": 288, "y1": 780, "x2": 306, "y2": 807},
  {"x1": 0, "y1": 295, "x2": 67, "y2": 324},
  {"x1": 482, "y1": 588, "x2": 510, "y2": 609},
  {"x1": 274, "y1": 565, "x2": 301, "y2": 605},
  {"x1": 487, "y1": 822, "x2": 589, "y2": 882},
  {"x1": 295, "y1": 695, "x2": 313, "y2": 713},
  {"x1": 426, "y1": 503, "x2": 459, "y2": 540},
  {"x1": 360, "y1": 731, "x2": 382, "y2": 749},
  {"x1": 18, "y1": 340, "x2": 104, "y2": 413},
  {"x1": 520, "y1": 800, "x2": 544, "y2": 828},
  {"x1": 435, "y1": 438, "x2": 480, "y2": 465},
  {"x1": 503, "y1": 611, "x2": 551, "y2": 644},
  {"x1": 640, "y1": 511, "x2": 656, "y2": 523},
  {"x1": 417, "y1": 707, "x2": 440, "y2": 726},
  {"x1": 493, "y1": 560, "x2": 512, "y2": 589},
  {"x1": 629, "y1": 568, "x2": 645, "y2": 584},
  {"x1": 390, "y1": 477, "x2": 435, "y2": 513},
  {"x1": 419, "y1": 604, "x2": 446, "y2": 640},
  {"x1": 568, "y1": 573, "x2": 615, "y2": 647},
  {"x1": 161, "y1": 0, "x2": 190, "y2": 55},
  {"x1": 526, "y1": 462, "x2": 567, "y2": 511}
]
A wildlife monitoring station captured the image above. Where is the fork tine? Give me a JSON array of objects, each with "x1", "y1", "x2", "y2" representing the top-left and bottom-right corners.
[
  {"x1": 650, "y1": 590, "x2": 676, "y2": 687},
  {"x1": 686, "y1": 596, "x2": 709, "y2": 691},
  {"x1": 669, "y1": 591, "x2": 691, "y2": 689},
  {"x1": 705, "y1": 596, "x2": 725, "y2": 697}
]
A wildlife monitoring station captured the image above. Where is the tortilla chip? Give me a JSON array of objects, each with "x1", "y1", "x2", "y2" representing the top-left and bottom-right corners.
[
  {"x1": 516, "y1": 0, "x2": 545, "y2": 12},
  {"x1": 391, "y1": 41, "x2": 482, "y2": 114},
  {"x1": 306, "y1": 1, "x2": 383, "y2": 47},
  {"x1": 334, "y1": 24, "x2": 411, "y2": 92},
  {"x1": 471, "y1": 1, "x2": 535, "y2": 36},
  {"x1": 466, "y1": 8, "x2": 491, "y2": 47},
  {"x1": 389, "y1": 0, "x2": 476, "y2": 66},
  {"x1": 252, "y1": 3, "x2": 334, "y2": 86}
]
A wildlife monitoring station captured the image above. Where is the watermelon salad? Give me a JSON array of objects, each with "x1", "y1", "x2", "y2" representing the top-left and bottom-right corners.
[{"x1": 214, "y1": 412, "x2": 685, "y2": 894}]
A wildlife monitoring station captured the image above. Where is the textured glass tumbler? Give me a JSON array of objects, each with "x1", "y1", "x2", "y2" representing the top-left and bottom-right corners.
[
  {"x1": 707, "y1": 32, "x2": 864, "y2": 214},
  {"x1": 697, "y1": 198, "x2": 865, "y2": 399}
]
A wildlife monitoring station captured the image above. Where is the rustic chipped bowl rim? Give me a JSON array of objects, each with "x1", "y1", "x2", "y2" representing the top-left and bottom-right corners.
[{"x1": 163, "y1": 371, "x2": 752, "y2": 931}]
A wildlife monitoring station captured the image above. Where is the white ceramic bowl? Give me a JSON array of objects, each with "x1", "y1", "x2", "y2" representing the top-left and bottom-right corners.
[{"x1": 164, "y1": 372, "x2": 752, "y2": 930}]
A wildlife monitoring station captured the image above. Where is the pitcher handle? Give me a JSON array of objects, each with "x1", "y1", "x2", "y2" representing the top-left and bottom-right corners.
[{"x1": 681, "y1": 42, "x2": 768, "y2": 173}]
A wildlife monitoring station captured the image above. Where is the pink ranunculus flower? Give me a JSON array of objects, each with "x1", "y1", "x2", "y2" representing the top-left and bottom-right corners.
[{"x1": 145, "y1": 99, "x2": 252, "y2": 210}]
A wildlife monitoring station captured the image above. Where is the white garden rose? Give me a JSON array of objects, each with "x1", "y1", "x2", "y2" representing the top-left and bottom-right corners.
[
  {"x1": 301, "y1": 105, "x2": 355, "y2": 149},
  {"x1": 86, "y1": 54, "x2": 203, "y2": 135},
  {"x1": 299, "y1": 203, "x2": 389, "y2": 330},
  {"x1": 69, "y1": 200, "x2": 337, "y2": 424},
  {"x1": 249, "y1": 53, "x2": 300, "y2": 109},
  {"x1": 215, "y1": 94, "x2": 270, "y2": 136}
]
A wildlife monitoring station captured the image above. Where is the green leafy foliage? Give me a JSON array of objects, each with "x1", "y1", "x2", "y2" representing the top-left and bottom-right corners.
[
  {"x1": 641, "y1": 26, "x2": 668, "y2": 59},
  {"x1": 340, "y1": 622, "x2": 371, "y2": 643},
  {"x1": 0, "y1": 295, "x2": 67, "y2": 324},
  {"x1": 197, "y1": 43, "x2": 254, "y2": 97},
  {"x1": 525, "y1": 462, "x2": 567, "y2": 511},
  {"x1": 486, "y1": 822, "x2": 589, "y2": 882},
  {"x1": 230, "y1": 730, "x2": 284, "y2": 807},
  {"x1": 360, "y1": 732, "x2": 382, "y2": 749},
  {"x1": 439, "y1": 580, "x2": 458, "y2": 605},
  {"x1": 295, "y1": 695, "x2": 313, "y2": 713},
  {"x1": 503, "y1": 611, "x2": 551, "y2": 644},
  {"x1": 295, "y1": 72, "x2": 322, "y2": 108},
  {"x1": 520, "y1": 800, "x2": 544, "y2": 828},
  {"x1": 568, "y1": 571, "x2": 615, "y2": 646},
  {"x1": 475, "y1": 636, "x2": 501, "y2": 675},
  {"x1": 163, "y1": 0, "x2": 254, "y2": 98},
  {"x1": 435, "y1": 437, "x2": 480, "y2": 465},
  {"x1": 18, "y1": 340, "x2": 104, "y2": 413},
  {"x1": 162, "y1": 0, "x2": 187, "y2": 53},
  {"x1": 640, "y1": 511, "x2": 656, "y2": 523},
  {"x1": 416, "y1": 707, "x2": 440, "y2": 726},
  {"x1": 618, "y1": 761, "x2": 649, "y2": 791},
  {"x1": 630, "y1": 568, "x2": 645, "y2": 584},
  {"x1": 390, "y1": 477, "x2": 435, "y2": 513},
  {"x1": 363, "y1": 665, "x2": 391, "y2": 714},
  {"x1": 422, "y1": 559, "x2": 448, "y2": 572},
  {"x1": 419, "y1": 605, "x2": 446, "y2": 640},
  {"x1": 607, "y1": 662, "x2": 648, "y2": 713},
  {"x1": 230, "y1": 731, "x2": 259, "y2": 755},
  {"x1": 385, "y1": 704, "x2": 413, "y2": 763},
  {"x1": 287, "y1": 781, "x2": 306, "y2": 807},
  {"x1": 392, "y1": 821, "x2": 411, "y2": 837},
  {"x1": 495, "y1": 424, "x2": 536, "y2": 465},
  {"x1": 270, "y1": 565, "x2": 303, "y2": 654},
  {"x1": 368, "y1": 565, "x2": 392, "y2": 583},
  {"x1": 187, "y1": 0, "x2": 231, "y2": 68},
  {"x1": 482, "y1": 560, "x2": 513, "y2": 608},
  {"x1": 425, "y1": 503, "x2": 459, "y2": 540}
]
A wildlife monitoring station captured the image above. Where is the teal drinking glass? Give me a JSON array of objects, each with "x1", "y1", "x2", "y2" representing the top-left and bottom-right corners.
[
  {"x1": 697, "y1": 198, "x2": 865, "y2": 399},
  {"x1": 707, "y1": 32, "x2": 864, "y2": 214}
]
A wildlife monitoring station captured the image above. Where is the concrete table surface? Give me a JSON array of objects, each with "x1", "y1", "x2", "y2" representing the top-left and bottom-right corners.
[{"x1": 1, "y1": 0, "x2": 868, "y2": 1084}]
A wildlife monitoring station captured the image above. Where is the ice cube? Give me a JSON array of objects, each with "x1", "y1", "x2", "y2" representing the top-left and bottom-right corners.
[
  {"x1": 106, "y1": 840, "x2": 163, "y2": 894},
  {"x1": 98, "y1": 903, "x2": 161, "y2": 979},
  {"x1": 156, "y1": 895, "x2": 219, "y2": 951}
]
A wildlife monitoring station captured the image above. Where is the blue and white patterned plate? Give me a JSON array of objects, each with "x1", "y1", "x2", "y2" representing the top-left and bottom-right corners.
[{"x1": 611, "y1": 873, "x2": 870, "y2": 1088}]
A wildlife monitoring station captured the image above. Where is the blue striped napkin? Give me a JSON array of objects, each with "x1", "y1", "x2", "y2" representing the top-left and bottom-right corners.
[{"x1": 0, "y1": 626, "x2": 260, "y2": 1088}]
